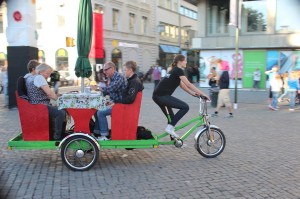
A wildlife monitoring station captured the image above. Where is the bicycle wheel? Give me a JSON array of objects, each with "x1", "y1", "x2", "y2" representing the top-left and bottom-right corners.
[
  {"x1": 195, "y1": 127, "x2": 225, "y2": 158},
  {"x1": 60, "y1": 134, "x2": 99, "y2": 171}
]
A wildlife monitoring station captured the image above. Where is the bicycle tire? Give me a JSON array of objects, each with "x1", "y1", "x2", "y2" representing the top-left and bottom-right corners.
[{"x1": 195, "y1": 127, "x2": 226, "y2": 158}]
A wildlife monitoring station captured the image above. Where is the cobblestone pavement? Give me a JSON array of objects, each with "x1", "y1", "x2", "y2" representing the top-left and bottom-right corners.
[{"x1": 0, "y1": 84, "x2": 300, "y2": 199}]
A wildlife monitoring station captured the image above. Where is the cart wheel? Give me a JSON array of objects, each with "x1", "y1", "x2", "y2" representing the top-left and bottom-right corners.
[
  {"x1": 60, "y1": 134, "x2": 99, "y2": 171},
  {"x1": 195, "y1": 127, "x2": 226, "y2": 158}
]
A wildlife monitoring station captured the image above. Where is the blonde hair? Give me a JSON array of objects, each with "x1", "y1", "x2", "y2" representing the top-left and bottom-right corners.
[{"x1": 123, "y1": 61, "x2": 137, "y2": 72}]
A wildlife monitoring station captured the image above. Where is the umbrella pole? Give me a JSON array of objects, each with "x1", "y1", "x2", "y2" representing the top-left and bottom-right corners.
[{"x1": 81, "y1": 77, "x2": 84, "y2": 93}]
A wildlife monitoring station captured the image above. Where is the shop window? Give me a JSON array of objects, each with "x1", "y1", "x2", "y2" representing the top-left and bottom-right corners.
[
  {"x1": 55, "y1": 48, "x2": 69, "y2": 71},
  {"x1": 38, "y1": 50, "x2": 45, "y2": 63},
  {"x1": 0, "y1": 52, "x2": 6, "y2": 67},
  {"x1": 207, "y1": 0, "x2": 229, "y2": 35},
  {"x1": 276, "y1": 0, "x2": 300, "y2": 33},
  {"x1": 241, "y1": 0, "x2": 267, "y2": 33},
  {"x1": 111, "y1": 48, "x2": 122, "y2": 72}
]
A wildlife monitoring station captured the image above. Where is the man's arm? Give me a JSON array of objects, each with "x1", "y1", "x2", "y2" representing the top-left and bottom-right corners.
[{"x1": 103, "y1": 74, "x2": 125, "y2": 94}]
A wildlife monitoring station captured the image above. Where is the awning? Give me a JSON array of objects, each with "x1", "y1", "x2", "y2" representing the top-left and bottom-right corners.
[{"x1": 159, "y1": 44, "x2": 180, "y2": 54}]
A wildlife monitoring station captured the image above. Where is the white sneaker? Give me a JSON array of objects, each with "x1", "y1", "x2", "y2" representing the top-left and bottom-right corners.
[
  {"x1": 165, "y1": 125, "x2": 179, "y2": 139},
  {"x1": 97, "y1": 136, "x2": 110, "y2": 141}
]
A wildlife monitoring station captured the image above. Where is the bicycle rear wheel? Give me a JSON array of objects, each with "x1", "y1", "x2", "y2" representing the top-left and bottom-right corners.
[{"x1": 195, "y1": 127, "x2": 225, "y2": 158}]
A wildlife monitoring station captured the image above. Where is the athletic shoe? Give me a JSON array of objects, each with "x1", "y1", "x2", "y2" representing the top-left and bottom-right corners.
[
  {"x1": 165, "y1": 125, "x2": 179, "y2": 138},
  {"x1": 211, "y1": 113, "x2": 219, "y2": 117},
  {"x1": 97, "y1": 136, "x2": 110, "y2": 141},
  {"x1": 224, "y1": 114, "x2": 233, "y2": 118},
  {"x1": 268, "y1": 105, "x2": 276, "y2": 111}
]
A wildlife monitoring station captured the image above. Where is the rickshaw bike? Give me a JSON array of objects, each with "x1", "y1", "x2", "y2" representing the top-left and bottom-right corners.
[{"x1": 8, "y1": 78, "x2": 226, "y2": 171}]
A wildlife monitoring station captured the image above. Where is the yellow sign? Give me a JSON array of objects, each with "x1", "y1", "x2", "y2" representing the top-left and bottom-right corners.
[
  {"x1": 112, "y1": 40, "x2": 118, "y2": 48},
  {"x1": 0, "y1": 52, "x2": 6, "y2": 60}
]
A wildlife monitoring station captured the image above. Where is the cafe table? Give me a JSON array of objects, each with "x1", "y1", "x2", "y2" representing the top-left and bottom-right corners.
[{"x1": 57, "y1": 92, "x2": 107, "y2": 134}]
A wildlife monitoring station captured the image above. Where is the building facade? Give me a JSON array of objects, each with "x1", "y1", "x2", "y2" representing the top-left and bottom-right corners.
[
  {"x1": 193, "y1": 0, "x2": 300, "y2": 88},
  {"x1": 0, "y1": 0, "x2": 198, "y2": 79}
]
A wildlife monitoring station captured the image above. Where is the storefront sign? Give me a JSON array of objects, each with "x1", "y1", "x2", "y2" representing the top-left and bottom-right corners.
[{"x1": 119, "y1": 42, "x2": 139, "y2": 48}]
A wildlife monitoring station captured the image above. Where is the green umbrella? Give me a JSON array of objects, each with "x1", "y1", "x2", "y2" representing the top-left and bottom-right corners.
[{"x1": 75, "y1": 0, "x2": 93, "y2": 92}]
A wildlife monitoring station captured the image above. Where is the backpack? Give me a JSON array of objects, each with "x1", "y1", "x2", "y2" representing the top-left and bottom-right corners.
[
  {"x1": 136, "y1": 126, "x2": 153, "y2": 140},
  {"x1": 50, "y1": 71, "x2": 60, "y2": 82}
]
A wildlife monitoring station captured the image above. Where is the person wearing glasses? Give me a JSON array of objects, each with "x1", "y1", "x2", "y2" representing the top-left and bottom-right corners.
[
  {"x1": 94, "y1": 61, "x2": 127, "y2": 140},
  {"x1": 26, "y1": 63, "x2": 66, "y2": 140}
]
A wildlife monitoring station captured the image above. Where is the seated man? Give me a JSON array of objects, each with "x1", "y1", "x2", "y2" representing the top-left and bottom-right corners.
[
  {"x1": 26, "y1": 63, "x2": 66, "y2": 140},
  {"x1": 95, "y1": 61, "x2": 143, "y2": 140}
]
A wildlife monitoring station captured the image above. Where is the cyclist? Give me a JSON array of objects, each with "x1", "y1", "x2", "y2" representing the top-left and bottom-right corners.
[{"x1": 152, "y1": 54, "x2": 210, "y2": 138}]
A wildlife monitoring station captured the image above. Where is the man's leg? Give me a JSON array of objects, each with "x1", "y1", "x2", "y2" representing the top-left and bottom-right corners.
[{"x1": 96, "y1": 107, "x2": 112, "y2": 137}]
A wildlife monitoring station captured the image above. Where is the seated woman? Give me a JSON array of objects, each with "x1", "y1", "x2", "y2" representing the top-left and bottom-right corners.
[
  {"x1": 152, "y1": 54, "x2": 210, "y2": 138},
  {"x1": 26, "y1": 63, "x2": 66, "y2": 140}
]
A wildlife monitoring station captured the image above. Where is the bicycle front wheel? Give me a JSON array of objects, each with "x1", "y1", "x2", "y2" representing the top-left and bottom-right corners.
[{"x1": 195, "y1": 127, "x2": 225, "y2": 158}]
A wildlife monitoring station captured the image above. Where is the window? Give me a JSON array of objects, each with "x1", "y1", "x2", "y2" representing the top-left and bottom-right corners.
[
  {"x1": 241, "y1": 0, "x2": 267, "y2": 33},
  {"x1": 207, "y1": 0, "x2": 229, "y2": 35},
  {"x1": 94, "y1": 3, "x2": 103, "y2": 14},
  {"x1": 112, "y1": 9, "x2": 119, "y2": 30},
  {"x1": 180, "y1": 6, "x2": 198, "y2": 20},
  {"x1": 276, "y1": 0, "x2": 300, "y2": 32},
  {"x1": 141, "y1": 16, "x2": 147, "y2": 35},
  {"x1": 166, "y1": 0, "x2": 171, "y2": 9},
  {"x1": 159, "y1": 22, "x2": 177, "y2": 39},
  {"x1": 0, "y1": 14, "x2": 3, "y2": 33},
  {"x1": 129, "y1": 13, "x2": 135, "y2": 33}
]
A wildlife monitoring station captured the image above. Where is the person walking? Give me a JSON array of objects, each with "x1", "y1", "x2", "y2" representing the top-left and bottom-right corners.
[
  {"x1": 152, "y1": 64, "x2": 161, "y2": 88},
  {"x1": 287, "y1": 71, "x2": 300, "y2": 111},
  {"x1": 265, "y1": 66, "x2": 279, "y2": 107},
  {"x1": 278, "y1": 71, "x2": 289, "y2": 102},
  {"x1": 0, "y1": 65, "x2": 8, "y2": 107},
  {"x1": 211, "y1": 59, "x2": 233, "y2": 118}
]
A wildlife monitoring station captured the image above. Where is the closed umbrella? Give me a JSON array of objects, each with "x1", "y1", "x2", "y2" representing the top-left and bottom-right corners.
[{"x1": 75, "y1": 0, "x2": 93, "y2": 92}]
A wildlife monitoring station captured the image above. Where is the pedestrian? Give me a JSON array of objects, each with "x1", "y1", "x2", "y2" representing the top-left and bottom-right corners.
[
  {"x1": 268, "y1": 74, "x2": 282, "y2": 110},
  {"x1": 50, "y1": 70, "x2": 60, "y2": 94},
  {"x1": 152, "y1": 64, "x2": 161, "y2": 88},
  {"x1": 287, "y1": 71, "x2": 299, "y2": 111},
  {"x1": 97, "y1": 69, "x2": 107, "y2": 88},
  {"x1": 161, "y1": 66, "x2": 167, "y2": 79},
  {"x1": 253, "y1": 68, "x2": 261, "y2": 90},
  {"x1": 0, "y1": 65, "x2": 8, "y2": 107},
  {"x1": 193, "y1": 65, "x2": 200, "y2": 83},
  {"x1": 265, "y1": 66, "x2": 279, "y2": 107},
  {"x1": 207, "y1": 67, "x2": 218, "y2": 88},
  {"x1": 278, "y1": 71, "x2": 289, "y2": 102},
  {"x1": 211, "y1": 59, "x2": 233, "y2": 118},
  {"x1": 152, "y1": 54, "x2": 210, "y2": 138}
]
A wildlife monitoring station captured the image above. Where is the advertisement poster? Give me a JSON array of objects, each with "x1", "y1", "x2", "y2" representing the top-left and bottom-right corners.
[
  {"x1": 267, "y1": 50, "x2": 300, "y2": 73},
  {"x1": 199, "y1": 50, "x2": 243, "y2": 88},
  {"x1": 243, "y1": 50, "x2": 266, "y2": 88}
]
